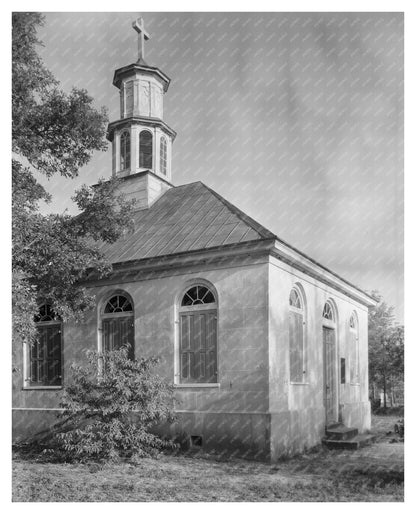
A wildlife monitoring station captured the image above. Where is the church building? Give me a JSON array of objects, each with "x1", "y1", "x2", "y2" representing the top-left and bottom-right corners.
[{"x1": 12, "y1": 18, "x2": 377, "y2": 461}]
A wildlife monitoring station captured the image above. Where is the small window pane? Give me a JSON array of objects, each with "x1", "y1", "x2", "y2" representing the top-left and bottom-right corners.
[
  {"x1": 104, "y1": 295, "x2": 133, "y2": 314},
  {"x1": 289, "y1": 289, "x2": 302, "y2": 309},
  {"x1": 323, "y1": 302, "x2": 334, "y2": 320},
  {"x1": 160, "y1": 137, "x2": 167, "y2": 175},
  {"x1": 34, "y1": 303, "x2": 59, "y2": 322},
  {"x1": 120, "y1": 131, "x2": 131, "y2": 171},
  {"x1": 139, "y1": 130, "x2": 153, "y2": 168},
  {"x1": 181, "y1": 285, "x2": 215, "y2": 306}
]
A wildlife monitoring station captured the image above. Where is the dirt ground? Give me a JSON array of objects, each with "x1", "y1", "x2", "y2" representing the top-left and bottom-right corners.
[{"x1": 12, "y1": 414, "x2": 404, "y2": 502}]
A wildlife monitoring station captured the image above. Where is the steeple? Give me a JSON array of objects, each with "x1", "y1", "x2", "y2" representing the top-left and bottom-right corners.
[{"x1": 107, "y1": 17, "x2": 176, "y2": 208}]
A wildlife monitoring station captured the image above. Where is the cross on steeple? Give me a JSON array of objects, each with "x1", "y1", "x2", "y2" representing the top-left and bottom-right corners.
[{"x1": 132, "y1": 17, "x2": 150, "y2": 61}]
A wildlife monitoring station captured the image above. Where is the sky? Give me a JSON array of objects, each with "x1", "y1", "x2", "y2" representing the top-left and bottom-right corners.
[{"x1": 35, "y1": 12, "x2": 404, "y2": 322}]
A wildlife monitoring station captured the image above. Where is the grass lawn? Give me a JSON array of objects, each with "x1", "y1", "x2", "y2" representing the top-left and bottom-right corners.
[{"x1": 12, "y1": 414, "x2": 404, "y2": 502}]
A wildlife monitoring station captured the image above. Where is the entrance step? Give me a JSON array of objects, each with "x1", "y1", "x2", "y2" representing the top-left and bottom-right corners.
[
  {"x1": 325, "y1": 423, "x2": 359, "y2": 441},
  {"x1": 322, "y1": 433, "x2": 376, "y2": 450}
]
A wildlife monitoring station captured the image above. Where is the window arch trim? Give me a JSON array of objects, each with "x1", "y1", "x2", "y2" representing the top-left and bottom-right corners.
[
  {"x1": 349, "y1": 311, "x2": 358, "y2": 330},
  {"x1": 101, "y1": 291, "x2": 134, "y2": 318},
  {"x1": 178, "y1": 281, "x2": 218, "y2": 312},
  {"x1": 322, "y1": 300, "x2": 337, "y2": 325},
  {"x1": 289, "y1": 286, "x2": 304, "y2": 312}
]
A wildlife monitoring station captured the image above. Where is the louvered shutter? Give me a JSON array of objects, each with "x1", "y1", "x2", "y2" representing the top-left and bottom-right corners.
[
  {"x1": 30, "y1": 324, "x2": 62, "y2": 386},
  {"x1": 102, "y1": 317, "x2": 134, "y2": 359},
  {"x1": 289, "y1": 311, "x2": 304, "y2": 382},
  {"x1": 349, "y1": 330, "x2": 357, "y2": 383},
  {"x1": 180, "y1": 311, "x2": 217, "y2": 383}
]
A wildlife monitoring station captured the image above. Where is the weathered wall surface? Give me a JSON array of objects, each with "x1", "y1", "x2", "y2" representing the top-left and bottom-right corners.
[
  {"x1": 12, "y1": 251, "x2": 371, "y2": 459},
  {"x1": 268, "y1": 256, "x2": 370, "y2": 459},
  {"x1": 13, "y1": 256, "x2": 271, "y2": 457}
]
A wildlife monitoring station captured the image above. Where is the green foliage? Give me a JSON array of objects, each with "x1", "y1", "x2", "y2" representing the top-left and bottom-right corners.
[
  {"x1": 12, "y1": 13, "x2": 135, "y2": 348},
  {"x1": 53, "y1": 347, "x2": 176, "y2": 462},
  {"x1": 12, "y1": 13, "x2": 107, "y2": 178},
  {"x1": 12, "y1": 270, "x2": 38, "y2": 350},
  {"x1": 368, "y1": 291, "x2": 404, "y2": 406}
]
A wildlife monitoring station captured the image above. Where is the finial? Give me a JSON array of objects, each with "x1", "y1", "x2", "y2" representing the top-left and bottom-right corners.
[{"x1": 132, "y1": 17, "x2": 150, "y2": 61}]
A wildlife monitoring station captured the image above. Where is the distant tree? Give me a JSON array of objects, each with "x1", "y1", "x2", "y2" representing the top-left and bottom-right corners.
[
  {"x1": 12, "y1": 13, "x2": 135, "y2": 350},
  {"x1": 368, "y1": 291, "x2": 404, "y2": 408},
  {"x1": 53, "y1": 347, "x2": 176, "y2": 462}
]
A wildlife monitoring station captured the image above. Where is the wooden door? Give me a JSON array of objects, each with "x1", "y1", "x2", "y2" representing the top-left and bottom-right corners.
[
  {"x1": 102, "y1": 316, "x2": 134, "y2": 359},
  {"x1": 323, "y1": 327, "x2": 337, "y2": 425},
  {"x1": 180, "y1": 310, "x2": 217, "y2": 383}
]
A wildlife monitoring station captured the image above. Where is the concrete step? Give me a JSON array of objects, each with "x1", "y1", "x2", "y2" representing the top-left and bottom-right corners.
[
  {"x1": 325, "y1": 424, "x2": 359, "y2": 441},
  {"x1": 322, "y1": 433, "x2": 377, "y2": 450}
]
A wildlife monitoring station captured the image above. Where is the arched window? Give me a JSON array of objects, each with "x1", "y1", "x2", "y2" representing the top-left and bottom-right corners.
[
  {"x1": 349, "y1": 312, "x2": 359, "y2": 383},
  {"x1": 322, "y1": 301, "x2": 334, "y2": 321},
  {"x1": 120, "y1": 131, "x2": 130, "y2": 171},
  {"x1": 160, "y1": 136, "x2": 167, "y2": 175},
  {"x1": 101, "y1": 293, "x2": 134, "y2": 359},
  {"x1": 179, "y1": 284, "x2": 217, "y2": 384},
  {"x1": 139, "y1": 130, "x2": 153, "y2": 169},
  {"x1": 27, "y1": 303, "x2": 62, "y2": 387},
  {"x1": 289, "y1": 287, "x2": 306, "y2": 383}
]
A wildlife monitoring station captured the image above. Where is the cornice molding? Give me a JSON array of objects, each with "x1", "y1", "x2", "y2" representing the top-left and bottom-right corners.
[
  {"x1": 113, "y1": 63, "x2": 171, "y2": 91},
  {"x1": 270, "y1": 241, "x2": 377, "y2": 307},
  {"x1": 107, "y1": 116, "x2": 177, "y2": 142}
]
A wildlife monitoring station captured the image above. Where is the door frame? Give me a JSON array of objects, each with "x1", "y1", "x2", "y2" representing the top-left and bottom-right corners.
[
  {"x1": 322, "y1": 302, "x2": 339, "y2": 426},
  {"x1": 323, "y1": 326, "x2": 338, "y2": 425}
]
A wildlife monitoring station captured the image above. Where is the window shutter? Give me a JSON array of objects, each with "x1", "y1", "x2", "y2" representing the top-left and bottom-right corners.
[
  {"x1": 289, "y1": 311, "x2": 304, "y2": 382},
  {"x1": 30, "y1": 324, "x2": 62, "y2": 386},
  {"x1": 180, "y1": 311, "x2": 217, "y2": 383},
  {"x1": 350, "y1": 330, "x2": 357, "y2": 383},
  {"x1": 206, "y1": 311, "x2": 217, "y2": 382},
  {"x1": 180, "y1": 314, "x2": 192, "y2": 381},
  {"x1": 103, "y1": 317, "x2": 134, "y2": 359}
]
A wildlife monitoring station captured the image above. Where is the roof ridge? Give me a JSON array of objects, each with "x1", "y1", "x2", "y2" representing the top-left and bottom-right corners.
[{"x1": 198, "y1": 182, "x2": 276, "y2": 240}]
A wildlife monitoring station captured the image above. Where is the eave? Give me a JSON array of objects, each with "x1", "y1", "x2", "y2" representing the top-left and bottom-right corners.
[
  {"x1": 270, "y1": 240, "x2": 377, "y2": 308},
  {"x1": 84, "y1": 234, "x2": 376, "y2": 308},
  {"x1": 107, "y1": 116, "x2": 177, "y2": 142},
  {"x1": 84, "y1": 239, "x2": 276, "y2": 284},
  {"x1": 113, "y1": 63, "x2": 171, "y2": 92}
]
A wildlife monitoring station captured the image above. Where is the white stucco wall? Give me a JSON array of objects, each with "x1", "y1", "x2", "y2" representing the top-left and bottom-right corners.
[
  {"x1": 13, "y1": 251, "x2": 371, "y2": 461},
  {"x1": 268, "y1": 255, "x2": 371, "y2": 458}
]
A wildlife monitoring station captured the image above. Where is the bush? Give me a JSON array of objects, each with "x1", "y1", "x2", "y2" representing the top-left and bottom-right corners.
[{"x1": 52, "y1": 346, "x2": 177, "y2": 462}]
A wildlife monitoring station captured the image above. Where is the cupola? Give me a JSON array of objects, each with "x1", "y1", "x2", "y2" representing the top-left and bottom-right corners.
[{"x1": 107, "y1": 18, "x2": 176, "y2": 209}]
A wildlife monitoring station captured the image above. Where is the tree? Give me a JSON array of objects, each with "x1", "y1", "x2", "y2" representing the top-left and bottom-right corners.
[
  {"x1": 368, "y1": 291, "x2": 404, "y2": 408},
  {"x1": 53, "y1": 347, "x2": 176, "y2": 462},
  {"x1": 12, "y1": 13, "x2": 135, "y2": 348}
]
